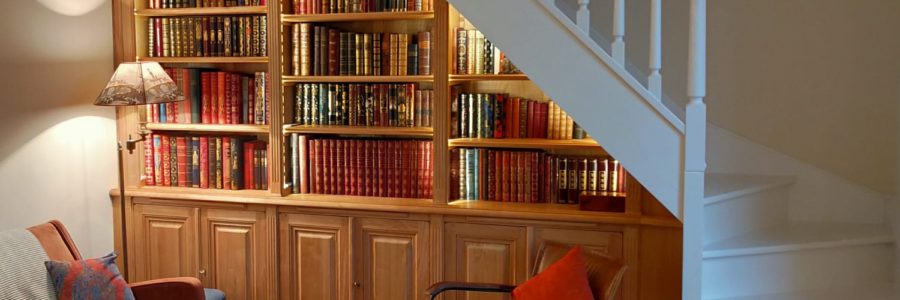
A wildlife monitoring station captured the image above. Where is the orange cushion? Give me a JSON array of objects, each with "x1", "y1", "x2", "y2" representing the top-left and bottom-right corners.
[{"x1": 512, "y1": 245, "x2": 594, "y2": 300}]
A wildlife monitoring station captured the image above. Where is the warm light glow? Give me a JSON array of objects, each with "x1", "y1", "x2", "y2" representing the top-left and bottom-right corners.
[{"x1": 35, "y1": 0, "x2": 105, "y2": 16}]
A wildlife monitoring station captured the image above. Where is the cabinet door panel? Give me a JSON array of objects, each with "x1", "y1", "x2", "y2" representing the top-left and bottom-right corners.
[
  {"x1": 280, "y1": 213, "x2": 350, "y2": 300},
  {"x1": 354, "y1": 218, "x2": 430, "y2": 300},
  {"x1": 201, "y1": 209, "x2": 270, "y2": 300},
  {"x1": 444, "y1": 223, "x2": 527, "y2": 300},
  {"x1": 132, "y1": 204, "x2": 199, "y2": 282},
  {"x1": 532, "y1": 228, "x2": 624, "y2": 259}
]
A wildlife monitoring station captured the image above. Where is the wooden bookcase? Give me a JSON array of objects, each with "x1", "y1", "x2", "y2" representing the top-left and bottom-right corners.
[{"x1": 111, "y1": 1, "x2": 682, "y2": 299}]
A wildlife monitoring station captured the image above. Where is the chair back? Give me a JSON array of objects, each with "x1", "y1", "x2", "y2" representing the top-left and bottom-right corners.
[
  {"x1": 26, "y1": 220, "x2": 82, "y2": 262},
  {"x1": 532, "y1": 242, "x2": 627, "y2": 300}
]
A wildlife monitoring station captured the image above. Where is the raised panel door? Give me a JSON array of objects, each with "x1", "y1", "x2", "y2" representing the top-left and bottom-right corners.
[
  {"x1": 201, "y1": 208, "x2": 271, "y2": 300},
  {"x1": 353, "y1": 218, "x2": 430, "y2": 300},
  {"x1": 444, "y1": 223, "x2": 528, "y2": 300},
  {"x1": 132, "y1": 204, "x2": 200, "y2": 282},
  {"x1": 279, "y1": 213, "x2": 350, "y2": 300}
]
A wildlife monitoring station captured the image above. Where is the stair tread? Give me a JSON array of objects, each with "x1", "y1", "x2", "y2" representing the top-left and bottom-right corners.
[
  {"x1": 703, "y1": 222, "x2": 893, "y2": 258},
  {"x1": 705, "y1": 284, "x2": 900, "y2": 300},
  {"x1": 704, "y1": 173, "x2": 795, "y2": 205}
]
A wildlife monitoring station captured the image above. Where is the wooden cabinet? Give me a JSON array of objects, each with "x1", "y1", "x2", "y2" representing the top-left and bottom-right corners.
[
  {"x1": 279, "y1": 213, "x2": 351, "y2": 300},
  {"x1": 200, "y1": 208, "x2": 271, "y2": 300},
  {"x1": 443, "y1": 223, "x2": 528, "y2": 300},
  {"x1": 353, "y1": 218, "x2": 430, "y2": 300},
  {"x1": 131, "y1": 204, "x2": 200, "y2": 282},
  {"x1": 531, "y1": 227, "x2": 624, "y2": 259}
]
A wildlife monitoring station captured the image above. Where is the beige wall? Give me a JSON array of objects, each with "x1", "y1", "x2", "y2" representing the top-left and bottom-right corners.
[
  {"x1": 705, "y1": 0, "x2": 900, "y2": 195},
  {"x1": 0, "y1": 0, "x2": 116, "y2": 257}
]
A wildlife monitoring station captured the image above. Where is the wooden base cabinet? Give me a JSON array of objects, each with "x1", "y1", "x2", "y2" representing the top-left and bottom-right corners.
[
  {"x1": 280, "y1": 214, "x2": 431, "y2": 300},
  {"x1": 443, "y1": 223, "x2": 528, "y2": 300},
  {"x1": 129, "y1": 201, "x2": 275, "y2": 300}
]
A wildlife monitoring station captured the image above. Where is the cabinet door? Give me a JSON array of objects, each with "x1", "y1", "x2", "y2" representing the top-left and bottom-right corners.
[
  {"x1": 444, "y1": 223, "x2": 528, "y2": 300},
  {"x1": 131, "y1": 204, "x2": 200, "y2": 282},
  {"x1": 532, "y1": 228, "x2": 624, "y2": 259},
  {"x1": 280, "y1": 213, "x2": 350, "y2": 300},
  {"x1": 353, "y1": 218, "x2": 430, "y2": 300},
  {"x1": 200, "y1": 208, "x2": 271, "y2": 300}
]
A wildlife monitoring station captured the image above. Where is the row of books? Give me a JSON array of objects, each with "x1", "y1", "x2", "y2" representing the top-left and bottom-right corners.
[
  {"x1": 452, "y1": 93, "x2": 584, "y2": 139},
  {"x1": 147, "y1": 0, "x2": 264, "y2": 8},
  {"x1": 146, "y1": 69, "x2": 270, "y2": 125},
  {"x1": 294, "y1": 83, "x2": 432, "y2": 127},
  {"x1": 455, "y1": 25, "x2": 520, "y2": 75},
  {"x1": 289, "y1": 136, "x2": 434, "y2": 199},
  {"x1": 292, "y1": 24, "x2": 431, "y2": 76},
  {"x1": 292, "y1": 0, "x2": 432, "y2": 14},
  {"x1": 452, "y1": 149, "x2": 626, "y2": 204},
  {"x1": 143, "y1": 134, "x2": 270, "y2": 190},
  {"x1": 147, "y1": 16, "x2": 268, "y2": 58}
]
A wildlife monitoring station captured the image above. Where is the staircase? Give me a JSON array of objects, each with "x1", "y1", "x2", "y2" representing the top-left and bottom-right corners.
[{"x1": 449, "y1": 0, "x2": 895, "y2": 299}]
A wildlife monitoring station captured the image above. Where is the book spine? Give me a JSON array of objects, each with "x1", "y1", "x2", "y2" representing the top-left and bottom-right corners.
[
  {"x1": 144, "y1": 134, "x2": 156, "y2": 186},
  {"x1": 177, "y1": 136, "x2": 188, "y2": 187},
  {"x1": 200, "y1": 136, "x2": 209, "y2": 188}
]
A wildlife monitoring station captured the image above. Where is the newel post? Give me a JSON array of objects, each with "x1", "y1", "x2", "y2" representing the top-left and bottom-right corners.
[{"x1": 684, "y1": 0, "x2": 707, "y2": 299}]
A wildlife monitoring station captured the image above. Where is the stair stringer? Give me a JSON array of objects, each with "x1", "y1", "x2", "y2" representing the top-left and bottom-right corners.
[{"x1": 450, "y1": 0, "x2": 686, "y2": 218}]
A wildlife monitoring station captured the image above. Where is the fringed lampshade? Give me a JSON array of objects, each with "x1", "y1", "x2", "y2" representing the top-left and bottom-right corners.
[{"x1": 94, "y1": 61, "x2": 184, "y2": 106}]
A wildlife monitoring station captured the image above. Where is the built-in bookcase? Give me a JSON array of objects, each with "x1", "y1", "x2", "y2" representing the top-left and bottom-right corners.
[{"x1": 120, "y1": 0, "x2": 640, "y2": 216}]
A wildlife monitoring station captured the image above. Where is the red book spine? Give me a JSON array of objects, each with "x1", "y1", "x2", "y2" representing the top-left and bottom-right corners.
[
  {"x1": 217, "y1": 72, "x2": 226, "y2": 124},
  {"x1": 222, "y1": 137, "x2": 232, "y2": 190},
  {"x1": 243, "y1": 141, "x2": 255, "y2": 191},
  {"x1": 418, "y1": 141, "x2": 427, "y2": 198},
  {"x1": 144, "y1": 134, "x2": 155, "y2": 186},
  {"x1": 508, "y1": 151, "x2": 517, "y2": 202},
  {"x1": 321, "y1": 139, "x2": 331, "y2": 194},
  {"x1": 317, "y1": 139, "x2": 325, "y2": 193},
  {"x1": 181, "y1": 69, "x2": 192, "y2": 123},
  {"x1": 540, "y1": 102, "x2": 549, "y2": 139},
  {"x1": 328, "y1": 29, "x2": 339, "y2": 75},
  {"x1": 154, "y1": 18, "x2": 162, "y2": 57},
  {"x1": 487, "y1": 150, "x2": 496, "y2": 201},
  {"x1": 177, "y1": 137, "x2": 188, "y2": 187},
  {"x1": 335, "y1": 140, "x2": 345, "y2": 195},
  {"x1": 234, "y1": 74, "x2": 241, "y2": 124},
  {"x1": 363, "y1": 140, "x2": 372, "y2": 196},
  {"x1": 200, "y1": 137, "x2": 209, "y2": 188},
  {"x1": 398, "y1": 141, "x2": 409, "y2": 198},
  {"x1": 347, "y1": 140, "x2": 356, "y2": 196},
  {"x1": 200, "y1": 72, "x2": 210, "y2": 124},
  {"x1": 247, "y1": 77, "x2": 255, "y2": 125},
  {"x1": 376, "y1": 140, "x2": 386, "y2": 197},
  {"x1": 209, "y1": 72, "x2": 218, "y2": 124},
  {"x1": 224, "y1": 74, "x2": 232, "y2": 124},
  {"x1": 427, "y1": 141, "x2": 434, "y2": 198},
  {"x1": 450, "y1": 148, "x2": 459, "y2": 200},
  {"x1": 510, "y1": 98, "x2": 520, "y2": 138},
  {"x1": 526, "y1": 100, "x2": 536, "y2": 138},
  {"x1": 523, "y1": 152, "x2": 532, "y2": 203},
  {"x1": 308, "y1": 139, "x2": 318, "y2": 193},
  {"x1": 494, "y1": 149, "x2": 502, "y2": 201},
  {"x1": 161, "y1": 136, "x2": 171, "y2": 186},
  {"x1": 530, "y1": 152, "x2": 539, "y2": 203}
]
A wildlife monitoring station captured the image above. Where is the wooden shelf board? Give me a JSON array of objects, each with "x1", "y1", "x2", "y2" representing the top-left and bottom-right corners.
[
  {"x1": 114, "y1": 187, "x2": 681, "y2": 227},
  {"x1": 284, "y1": 124, "x2": 433, "y2": 137},
  {"x1": 282, "y1": 75, "x2": 433, "y2": 83},
  {"x1": 448, "y1": 138, "x2": 602, "y2": 150},
  {"x1": 449, "y1": 74, "x2": 529, "y2": 82},
  {"x1": 281, "y1": 11, "x2": 434, "y2": 22},
  {"x1": 137, "y1": 56, "x2": 269, "y2": 64},
  {"x1": 145, "y1": 123, "x2": 269, "y2": 133},
  {"x1": 134, "y1": 7, "x2": 267, "y2": 17}
]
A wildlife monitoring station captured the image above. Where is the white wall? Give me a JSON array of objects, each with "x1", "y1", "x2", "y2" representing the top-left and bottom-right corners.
[{"x1": 0, "y1": 0, "x2": 116, "y2": 258}]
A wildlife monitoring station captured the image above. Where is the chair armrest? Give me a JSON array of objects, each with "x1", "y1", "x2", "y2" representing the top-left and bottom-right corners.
[
  {"x1": 129, "y1": 277, "x2": 205, "y2": 300},
  {"x1": 426, "y1": 281, "x2": 516, "y2": 299}
]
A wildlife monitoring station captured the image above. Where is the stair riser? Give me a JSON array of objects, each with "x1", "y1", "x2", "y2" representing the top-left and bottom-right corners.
[
  {"x1": 704, "y1": 186, "x2": 791, "y2": 245},
  {"x1": 702, "y1": 244, "x2": 895, "y2": 299}
]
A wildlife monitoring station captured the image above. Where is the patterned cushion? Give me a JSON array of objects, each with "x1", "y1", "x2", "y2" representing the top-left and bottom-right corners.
[{"x1": 45, "y1": 252, "x2": 135, "y2": 300}]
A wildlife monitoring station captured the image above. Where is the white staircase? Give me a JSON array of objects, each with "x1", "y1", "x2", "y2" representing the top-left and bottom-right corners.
[{"x1": 448, "y1": 0, "x2": 895, "y2": 299}]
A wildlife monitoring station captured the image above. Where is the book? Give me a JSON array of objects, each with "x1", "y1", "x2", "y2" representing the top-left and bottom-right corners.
[
  {"x1": 147, "y1": 68, "x2": 269, "y2": 125},
  {"x1": 142, "y1": 133, "x2": 267, "y2": 190},
  {"x1": 294, "y1": 83, "x2": 432, "y2": 127},
  {"x1": 291, "y1": 0, "x2": 431, "y2": 13},
  {"x1": 451, "y1": 94, "x2": 584, "y2": 140},
  {"x1": 454, "y1": 20, "x2": 521, "y2": 75},
  {"x1": 292, "y1": 24, "x2": 431, "y2": 76},
  {"x1": 148, "y1": 15, "x2": 266, "y2": 57}
]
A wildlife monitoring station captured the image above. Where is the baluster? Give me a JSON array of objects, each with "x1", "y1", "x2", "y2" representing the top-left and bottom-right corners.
[
  {"x1": 648, "y1": 0, "x2": 662, "y2": 99},
  {"x1": 576, "y1": 0, "x2": 590, "y2": 33},
  {"x1": 612, "y1": 0, "x2": 625, "y2": 65}
]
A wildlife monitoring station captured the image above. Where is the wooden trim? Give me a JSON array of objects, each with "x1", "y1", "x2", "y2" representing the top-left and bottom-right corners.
[
  {"x1": 146, "y1": 123, "x2": 270, "y2": 134},
  {"x1": 282, "y1": 75, "x2": 433, "y2": 83},
  {"x1": 134, "y1": 6, "x2": 267, "y2": 17},
  {"x1": 432, "y1": 0, "x2": 450, "y2": 206},
  {"x1": 449, "y1": 74, "x2": 529, "y2": 82},
  {"x1": 268, "y1": 0, "x2": 284, "y2": 195},
  {"x1": 281, "y1": 11, "x2": 434, "y2": 22},
  {"x1": 137, "y1": 57, "x2": 269, "y2": 64},
  {"x1": 283, "y1": 124, "x2": 433, "y2": 137},
  {"x1": 448, "y1": 138, "x2": 604, "y2": 151}
]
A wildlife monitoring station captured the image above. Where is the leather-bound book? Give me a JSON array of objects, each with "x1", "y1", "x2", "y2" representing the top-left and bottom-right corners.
[
  {"x1": 588, "y1": 158, "x2": 598, "y2": 192},
  {"x1": 323, "y1": 139, "x2": 333, "y2": 194},
  {"x1": 458, "y1": 149, "x2": 467, "y2": 200},
  {"x1": 336, "y1": 140, "x2": 346, "y2": 195},
  {"x1": 486, "y1": 150, "x2": 495, "y2": 201},
  {"x1": 176, "y1": 136, "x2": 188, "y2": 187},
  {"x1": 312, "y1": 139, "x2": 323, "y2": 193},
  {"x1": 450, "y1": 148, "x2": 459, "y2": 200},
  {"x1": 213, "y1": 137, "x2": 222, "y2": 189},
  {"x1": 518, "y1": 99, "x2": 528, "y2": 138},
  {"x1": 509, "y1": 151, "x2": 519, "y2": 202},
  {"x1": 599, "y1": 158, "x2": 608, "y2": 191},
  {"x1": 579, "y1": 158, "x2": 589, "y2": 199},
  {"x1": 530, "y1": 152, "x2": 540, "y2": 203},
  {"x1": 537, "y1": 102, "x2": 548, "y2": 138},
  {"x1": 313, "y1": 26, "x2": 321, "y2": 75},
  {"x1": 456, "y1": 28, "x2": 467, "y2": 74},
  {"x1": 328, "y1": 29, "x2": 339, "y2": 75},
  {"x1": 557, "y1": 157, "x2": 568, "y2": 203},
  {"x1": 610, "y1": 160, "x2": 620, "y2": 192},
  {"x1": 372, "y1": 33, "x2": 382, "y2": 76},
  {"x1": 199, "y1": 137, "x2": 209, "y2": 188},
  {"x1": 466, "y1": 148, "x2": 477, "y2": 200},
  {"x1": 418, "y1": 31, "x2": 430, "y2": 75},
  {"x1": 299, "y1": 23, "x2": 311, "y2": 76},
  {"x1": 223, "y1": 137, "x2": 232, "y2": 189},
  {"x1": 354, "y1": 33, "x2": 363, "y2": 76},
  {"x1": 523, "y1": 152, "x2": 532, "y2": 203},
  {"x1": 567, "y1": 158, "x2": 579, "y2": 203},
  {"x1": 231, "y1": 137, "x2": 244, "y2": 190},
  {"x1": 214, "y1": 72, "x2": 225, "y2": 124},
  {"x1": 500, "y1": 151, "x2": 510, "y2": 202},
  {"x1": 143, "y1": 134, "x2": 155, "y2": 186},
  {"x1": 169, "y1": 136, "x2": 178, "y2": 186},
  {"x1": 191, "y1": 137, "x2": 200, "y2": 187},
  {"x1": 526, "y1": 100, "x2": 536, "y2": 138}
]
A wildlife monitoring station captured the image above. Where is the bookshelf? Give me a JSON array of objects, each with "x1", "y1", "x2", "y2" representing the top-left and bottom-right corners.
[{"x1": 122, "y1": 0, "x2": 629, "y2": 212}]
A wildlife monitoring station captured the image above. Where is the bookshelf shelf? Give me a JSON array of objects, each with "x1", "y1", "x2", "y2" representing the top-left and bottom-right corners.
[
  {"x1": 281, "y1": 75, "x2": 433, "y2": 83},
  {"x1": 145, "y1": 123, "x2": 270, "y2": 134},
  {"x1": 448, "y1": 138, "x2": 602, "y2": 150},
  {"x1": 449, "y1": 74, "x2": 529, "y2": 82},
  {"x1": 134, "y1": 7, "x2": 268, "y2": 17},
  {"x1": 138, "y1": 56, "x2": 269, "y2": 64},
  {"x1": 281, "y1": 11, "x2": 434, "y2": 22},
  {"x1": 284, "y1": 124, "x2": 433, "y2": 137}
]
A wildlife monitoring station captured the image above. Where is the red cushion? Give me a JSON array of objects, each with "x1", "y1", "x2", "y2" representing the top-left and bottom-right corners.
[{"x1": 512, "y1": 245, "x2": 594, "y2": 300}]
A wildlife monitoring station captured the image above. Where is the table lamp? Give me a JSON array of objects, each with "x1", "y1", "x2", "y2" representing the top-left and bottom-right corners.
[{"x1": 94, "y1": 61, "x2": 184, "y2": 274}]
